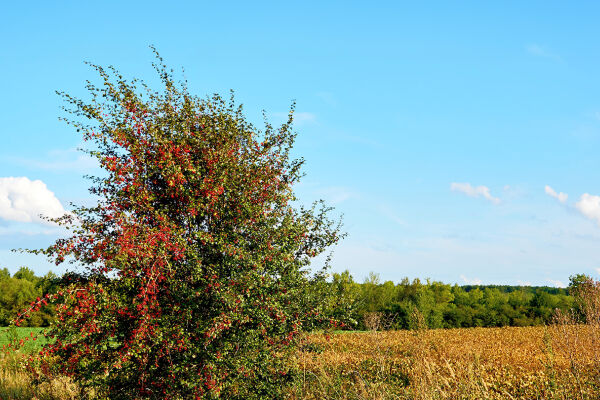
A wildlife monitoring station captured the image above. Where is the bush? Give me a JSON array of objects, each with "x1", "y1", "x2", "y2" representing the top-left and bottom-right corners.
[{"x1": 26, "y1": 50, "x2": 342, "y2": 399}]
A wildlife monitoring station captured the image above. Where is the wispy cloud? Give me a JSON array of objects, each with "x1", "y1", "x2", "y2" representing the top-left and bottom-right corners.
[
  {"x1": 293, "y1": 112, "x2": 317, "y2": 125},
  {"x1": 12, "y1": 148, "x2": 97, "y2": 172},
  {"x1": 450, "y1": 182, "x2": 500, "y2": 204},
  {"x1": 272, "y1": 111, "x2": 317, "y2": 127},
  {"x1": 318, "y1": 186, "x2": 355, "y2": 205},
  {"x1": 547, "y1": 278, "x2": 566, "y2": 288},
  {"x1": 526, "y1": 43, "x2": 561, "y2": 61},
  {"x1": 316, "y1": 91, "x2": 337, "y2": 107},
  {"x1": 461, "y1": 275, "x2": 482, "y2": 285},
  {"x1": 0, "y1": 225, "x2": 64, "y2": 236},
  {"x1": 545, "y1": 185, "x2": 568, "y2": 204},
  {"x1": 377, "y1": 204, "x2": 407, "y2": 226},
  {"x1": 517, "y1": 280, "x2": 532, "y2": 286}
]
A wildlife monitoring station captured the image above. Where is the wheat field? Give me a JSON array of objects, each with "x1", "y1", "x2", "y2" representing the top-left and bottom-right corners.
[{"x1": 288, "y1": 324, "x2": 600, "y2": 399}]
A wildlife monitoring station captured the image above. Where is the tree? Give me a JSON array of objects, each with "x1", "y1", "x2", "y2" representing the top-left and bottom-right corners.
[
  {"x1": 13, "y1": 266, "x2": 37, "y2": 282},
  {"x1": 0, "y1": 269, "x2": 55, "y2": 327},
  {"x1": 568, "y1": 274, "x2": 599, "y2": 323},
  {"x1": 0, "y1": 267, "x2": 11, "y2": 280},
  {"x1": 329, "y1": 270, "x2": 362, "y2": 327},
  {"x1": 0, "y1": 277, "x2": 37, "y2": 326},
  {"x1": 569, "y1": 273, "x2": 593, "y2": 295},
  {"x1": 27, "y1": 51, "x2": 342, "y2": 399}
]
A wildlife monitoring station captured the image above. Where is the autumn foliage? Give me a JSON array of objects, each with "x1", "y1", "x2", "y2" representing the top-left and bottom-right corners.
[{"x1": 24, "y1": 52, "x2": 342, "y2": 399}]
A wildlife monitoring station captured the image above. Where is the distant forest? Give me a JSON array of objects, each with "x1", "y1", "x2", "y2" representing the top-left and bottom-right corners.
[
  {"x1": 0, "y1": 267, "x2": 581, "y2": 330},
  {"x1": 321, "y1": 271, "x2": 578, "y2": 330}
]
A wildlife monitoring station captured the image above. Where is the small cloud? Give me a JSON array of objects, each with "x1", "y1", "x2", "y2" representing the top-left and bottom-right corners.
[
  {"x1": 575, "y1": 193, "x2": 600, "y2": 225},
  {"x1": 526, "y1": 43, "x2": 561, "y2": 61},
  {"x1": 293, "y1": 112, "x2": 317, "y2": 125},
  {"x1": 594, "y1": 267, "x2": 600, "y2": 276},
  {"x1": 0, "y1": 177, "x2": 66, "y2": 224},
  {"x1": 461, "y1": 275, "x2": 482, "y2": 285},
  {"x1": 547, "y1": 278, "x2": 566, "y2": 288},
  {"x1": 545, "y1": 185, "x2": 568, "y2": 204},
  {"x1": 450, "y1": 182, "x2": 500, "y2": 204},
  {"x1": 517, "y1": 280, "x2": 532, "y2": 286}
]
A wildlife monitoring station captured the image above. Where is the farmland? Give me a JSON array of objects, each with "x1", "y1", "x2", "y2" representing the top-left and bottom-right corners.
[
  {"x1": 290, "y1": 325, "x2": 600, "y2": 399},
  {"x1": 2, "y1": 324, "x2": 599, "y2": 399}
]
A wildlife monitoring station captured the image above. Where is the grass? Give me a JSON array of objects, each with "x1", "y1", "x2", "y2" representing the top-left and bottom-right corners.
[{"x1": 0, "y1": 327, "x2": 51, "y2": 352}]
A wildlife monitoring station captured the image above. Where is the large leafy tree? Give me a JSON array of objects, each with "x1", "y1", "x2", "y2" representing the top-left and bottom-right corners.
[{"x1": 29, "y1": 52, "x2": 342, "y2": 399}]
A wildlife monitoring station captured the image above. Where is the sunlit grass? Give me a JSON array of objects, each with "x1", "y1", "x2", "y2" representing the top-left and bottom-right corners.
[{"x1": 0, "y1": 326, "x2": 51, "y2": 352}]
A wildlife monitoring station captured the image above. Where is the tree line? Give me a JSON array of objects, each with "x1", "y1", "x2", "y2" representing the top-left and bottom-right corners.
[
  {"x1": 1, "y1": 267, "x2": 579, "y2": 330},
  {"x1": 0, "y1": 267, "x2": 56, "y2": 326},
  {"x1": 321, "y1": 271, "x2": 577, "y2": 330}
]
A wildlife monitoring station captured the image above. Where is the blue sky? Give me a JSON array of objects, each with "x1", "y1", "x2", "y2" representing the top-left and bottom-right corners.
[{"x1": 2, "y1": 1, "x2": 600, "y2": 286}]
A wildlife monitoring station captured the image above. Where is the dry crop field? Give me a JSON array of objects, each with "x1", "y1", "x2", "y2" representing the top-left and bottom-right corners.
[
  {"x1": 288, "y1": 325, "x2": 600, "y2": 399},
  {"x1": 1, "y1": 324, "x2": 600, "y2": 399}
]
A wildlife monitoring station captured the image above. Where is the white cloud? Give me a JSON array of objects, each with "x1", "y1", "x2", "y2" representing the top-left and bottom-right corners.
[
  {"x1": 460, "y1": 275, "x2": 482, "y2": 285},
  {"x1": 547, "y1": 279, "x2": 566, "y2": 288},
  {"x1": 450, "y1": 182, "x2": 500, "y2": 204},
  {"x1": 526, "y1": 44, "x2": 561, "y2": 61},
  {"x1": 595, "y1": 267, "x2": 600, "y2": 276},
  {"x1": 545, "y1": 185, "x2": 568, "y2": 203},
  {"x1": 517, "y1": 280, "x2": 532, "y2": 286},
  {"x1": 576, "y1": 193, "x2": 600, "y2": 225},
  {"x1": 0, "y1": 177, "x2": 66, "y2": 224}
]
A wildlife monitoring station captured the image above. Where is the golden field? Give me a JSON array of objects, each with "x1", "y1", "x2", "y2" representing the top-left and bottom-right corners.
[
  {"x1": 289, "y1": 324, "x2": 600, "y2": 399},
  {"x1": 1, "y1": 324, "x2": 599, "y2": 399}
]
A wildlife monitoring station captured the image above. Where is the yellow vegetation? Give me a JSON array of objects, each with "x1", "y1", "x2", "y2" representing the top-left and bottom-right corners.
[
  {"x1": 289, "y1": 324, "x2": 600, "y2": 399},
  {"x1": 0, "y1": 350, "x2": 78, "y2": 400}
]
